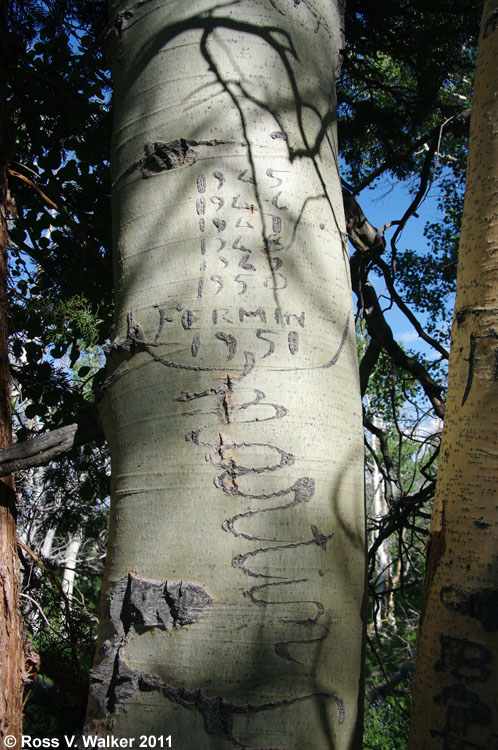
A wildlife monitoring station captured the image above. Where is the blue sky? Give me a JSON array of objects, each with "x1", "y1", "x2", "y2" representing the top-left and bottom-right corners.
[{"x1": 352, "y1": 177, "x2": 456, "y2": 360}]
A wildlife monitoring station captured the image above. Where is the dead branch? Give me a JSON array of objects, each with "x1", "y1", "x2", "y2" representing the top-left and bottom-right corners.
[{"x1": 0, "y1": 419, "x2": 102, "y2": 477}]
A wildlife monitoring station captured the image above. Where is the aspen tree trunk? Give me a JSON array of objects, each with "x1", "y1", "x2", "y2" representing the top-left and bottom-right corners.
[
  {"x1": 370, "y1": 421, "x2": 394, "y2": 630},
  {"x1": 409, "y1": 3, "x2": 498, "y2": 747},
  {"x1": 87, "y1": 2, "x2": 366, "y2": 747},
  {"x1": 61, "y1": 530, "x2": 83, "y2": 604},
  {"x1": 40, "y1": 527, "x2": 56, "y2": 559}
]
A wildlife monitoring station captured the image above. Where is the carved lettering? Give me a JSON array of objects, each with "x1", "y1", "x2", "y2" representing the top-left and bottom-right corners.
[
  {"x1": 213, "y1": 170, "x2": 225, "y2": 189},
  {"x1": 238, "y1": 254, "x2": 256, "y2": 271},
  {"x1": 256, "y1": 329, "x2": 277, "y2": 358},
  {"x1": 182, "y1": 310, "x2": 197, "y2": 330},
  {"x1": 212, "y1": 308, "x2": 233, "y2": 325},
  {"x1": 462, "y1": 330, "x2": 498, "y2": 405},
  {"x1": 197, "y1": 174, "x2": 206, "y2": 193},
  {"x1": 430, "y1": 634, "x2": 493, "y2": 749},
  {"x1": 266, "y1": 168, "x2": 289, "y2": 188},
  {"x1": 269, "y1": 257, "x2": 283, "y2": 272},
  {"x1": 272, "y1": 216, "x2": 282, "y2": 233},
  {"x1": 152, "y1": 306, "x2": 173, "y2": 343},
  {"x1": 237, "y1": 169, "x2": 255, "y2": 184},
  {"x1": 430, "y1": 732, "x2": 485, "y2": 749},
  {"x1": 189, "y1": 160, "x2": 303, "y2": 358},
  {"x1": 265, "y1": 237, "x2": 285, "y2": 254},
  {"x1": 433, "y1": 683, "x2": 491, "y2": 738},
  {"x1": 288, "y1": 331, "x2": 299, "y2": 354},
  {"x1": 231, "y1": 195, "x2": 246, "y2": 209},
  {"x1": 239, "y1": 308, "x2": 267, "y2": 324},
  {"x1": 210, "y1": 275, "x2": 224, "y2": 295},
  {"x1": 264, "y1": 272, "x2": 288, "y2": 290},
  {"x1": 211, "y1": 196, "x2": 224, "y2": 211},
  {"x1": 236, "y1": 216, "x2": 254, "y2": 228},
  {"x1": 215, "y1": 332, "x2": 237, "y2": 361},
  {"x1": 271, "y1": 191, "x2": 288, "y2": 211},
  {"x1": 283, "y1": 311, "x2": 305, "y2": 328},
  {"x1": 233, "y1": 236, "x2": 251, "y2": 253},
  {"x1": 435, "y1": 635, "x2": 491, "y2": 684},
  {"x1": 191, "y1": 333, "x2": 200, "y2": 357},
  {"x1": 213, "y1": 218, "x2": 227, "y2": 232},
  {"x1": 234, "y1": 274, "x2": 248, "y2": 295}
]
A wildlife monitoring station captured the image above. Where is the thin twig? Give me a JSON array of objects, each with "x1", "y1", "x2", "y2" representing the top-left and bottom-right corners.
[{"x1": 17, "y1": 538, "x2": 82, "y2": 677}]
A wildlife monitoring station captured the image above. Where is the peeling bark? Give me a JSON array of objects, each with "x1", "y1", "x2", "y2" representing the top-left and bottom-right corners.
[
  {"x1": 142, "y1": 139, "x2": 200, "y2": 177},
  {"x1": 88, "y1": 574, "x2": 344, "y2": 745},
  {"x1": 90, "y1": 573, "x2": 213, "y2": 716}
]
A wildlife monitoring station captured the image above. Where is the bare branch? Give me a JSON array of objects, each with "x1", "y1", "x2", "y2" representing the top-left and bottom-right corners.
[
  {"x1": 0, "y1": 419, "x2": 102, "y2": 476},
  {"x1": 389, "y1": 137, "x2": 437, "y2": 260},
  {"x1": 344, "y1": 191, "x2": 446, "y2": 418},
  {"x1": 7, "y1": 168, "x2": 112, "y2": 274},
  {"x1": 342, "y1": 189, "x2": 386, "y2": 255},
  {"x1": 376, "y1": 256, "x2": 449, "y2": 360},
  {"x1": 17, "y1": 538, "x2": 81, "y2": 677},
  {"x1": 366, "y1": 661, "x2": 415, "y2": 703},
  {"x1": 351, "y1": 255, "x2": 445, "y2": 419},
  {"x1": 364, "y1": 414, "x2": 401, "y2": 500},
  {"x1": 359, "y1": 337, "x2": 382, "y2": 396},
  {"x1": 348, "y1": 108, "x2": 471, "y2": 194},
  {"x1": 367, "y1": 482, "x2": 435, "y2": 565}
]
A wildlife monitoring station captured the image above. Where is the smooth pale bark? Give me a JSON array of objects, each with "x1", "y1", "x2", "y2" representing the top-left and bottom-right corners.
[
  {"x1": 87, "y1": 2, "x2": 366, "y2": 747},
  {"x1": 409, "y1": 3, "x2": 498, "y2": 748},
  {"x1": 62, "y1": 530, "x2": 83, "y2": 604},
  {"x1": 40, "y1": 527, "x2": 56, "y2": 560},
  {"x1": 370, "y1": 424, "x2": 394, "y2": 630}
]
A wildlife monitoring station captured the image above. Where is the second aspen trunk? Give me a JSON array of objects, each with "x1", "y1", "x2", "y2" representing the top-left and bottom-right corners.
[{"x1": 409, "y1": 3, "x2": 498, "y2": 748}]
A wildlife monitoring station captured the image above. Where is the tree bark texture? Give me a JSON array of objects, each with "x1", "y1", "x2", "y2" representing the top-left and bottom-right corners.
[
  {"x1": 0, "y1": 170, "x2": 24, "y2": 749},
  {"x1": 409, "y1": 3, "x2": 498, "y2": 748},
  {"x1": 88, "y1": 2, "x2": 366, "y2": 748},
  {"x1": 0, "y1": 3, "x2": 25, "y2": 741}
]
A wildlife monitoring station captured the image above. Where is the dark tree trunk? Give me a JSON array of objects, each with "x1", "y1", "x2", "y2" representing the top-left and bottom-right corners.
[{"x1": 0, "y1": 5, "x2": 28, "y2": 740}]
